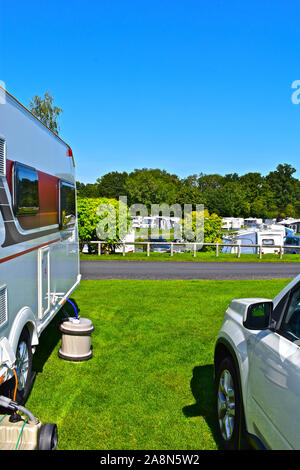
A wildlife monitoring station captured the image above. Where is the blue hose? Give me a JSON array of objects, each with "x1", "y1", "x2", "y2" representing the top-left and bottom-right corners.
[{"x1": 66, "y1": 298, "x2": 78, "y2": 320}]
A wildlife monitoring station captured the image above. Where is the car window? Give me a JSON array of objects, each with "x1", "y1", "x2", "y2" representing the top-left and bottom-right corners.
[{"x1": 281, "y1": 287, "x2": 300, "y2": 340}]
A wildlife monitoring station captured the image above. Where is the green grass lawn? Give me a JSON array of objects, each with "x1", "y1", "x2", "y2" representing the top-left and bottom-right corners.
[
  {"x1": 80, "y1": 251, "x2": 300, "y2": 263},
  {"x1": 26, "y1": 278, "x2": 290, "y2": 450}
]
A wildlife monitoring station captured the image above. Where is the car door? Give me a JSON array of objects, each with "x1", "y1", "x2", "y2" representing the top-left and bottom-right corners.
[{"x1": 247, "y1": 284, "x2": 300, "y2": 449}]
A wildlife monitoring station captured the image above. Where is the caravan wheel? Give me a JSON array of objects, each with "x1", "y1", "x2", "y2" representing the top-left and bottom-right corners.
[
  {"x1": 0, "y1": 328, "x2": 33, "y2": 405},
  {"x1": 14, "y1": 328, "x2": 33, "y2": 404}
]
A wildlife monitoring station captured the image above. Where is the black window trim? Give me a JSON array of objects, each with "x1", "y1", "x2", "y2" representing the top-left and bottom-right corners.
[
  {"x1": 59, "y1": 178, "x2": 76, "y2": 229},
  {"x1": 275, "y1": 281, "x2": 300, "y2": 344}
]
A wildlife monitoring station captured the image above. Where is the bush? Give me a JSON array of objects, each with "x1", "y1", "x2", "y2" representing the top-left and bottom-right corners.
[
  {"x1": 182, "y1": 209, "x2": 223, "y2": 251},
  {"x1": 77, "y1": 197, "x2": 130, "y2": 251}
]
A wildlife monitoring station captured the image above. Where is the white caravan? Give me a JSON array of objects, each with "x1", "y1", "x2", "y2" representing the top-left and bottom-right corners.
[
  {"x1": 0, "y1": 88, "x2": 80, "y2": 403},
  {"x1": 115, "y1": 230, "x2": 135, "y2": 253},
  {"x1": 222, "y1": 228, "x2": 284, "y2": 255},
  {"x1": 222, "y1": 218, "x2": 244, "y2": 231},
  {"x1": 244, "y1": 218, "x2": 263, "y2": 228}
]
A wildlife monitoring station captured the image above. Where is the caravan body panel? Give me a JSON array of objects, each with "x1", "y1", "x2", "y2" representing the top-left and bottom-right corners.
[{"x1": 0, "y1": 89, "x2": 80, "y2": 385}]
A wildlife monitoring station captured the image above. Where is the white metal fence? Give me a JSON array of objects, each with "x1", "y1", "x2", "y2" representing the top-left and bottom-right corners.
[{"x1": 82, "y1": 241, "x2": 300, "y2": 260}]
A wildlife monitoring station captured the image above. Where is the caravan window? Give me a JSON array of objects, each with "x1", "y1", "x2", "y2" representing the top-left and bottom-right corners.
[
  {"x1": 262, "y1": 239, "x2": 275, "y2": 246},
  {"x1": 60, "y1": 181, "x2": 76, "y2": 229},
  {"x1": 13, "y1": 162, "x2": 39, "y2": 216}
]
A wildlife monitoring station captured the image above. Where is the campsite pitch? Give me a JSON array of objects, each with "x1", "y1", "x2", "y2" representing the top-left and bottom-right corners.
[{"x1": 26, "y1": 278, "x2": 290, "y2": 450}]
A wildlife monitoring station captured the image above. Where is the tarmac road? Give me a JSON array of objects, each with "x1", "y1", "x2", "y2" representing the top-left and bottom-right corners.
[{"x1": 80, "y1": 260, "x2": 300, "y2": 280}]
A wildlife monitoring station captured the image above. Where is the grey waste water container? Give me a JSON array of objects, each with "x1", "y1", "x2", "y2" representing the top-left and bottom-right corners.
[{"x1": 58, "y1": 317, "x2": 94, "y2": 361}]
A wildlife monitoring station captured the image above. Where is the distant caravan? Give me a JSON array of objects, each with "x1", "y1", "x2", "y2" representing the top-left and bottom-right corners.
[
  {"x1": 222, "y1": 228, "x2": 285, "y2": 255},
  {"x1": 0, "y1": 87, "x2": 80, "y2": 403}
]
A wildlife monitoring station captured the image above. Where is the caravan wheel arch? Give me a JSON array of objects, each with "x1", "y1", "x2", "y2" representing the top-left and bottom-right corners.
[{"x1": 8, "y1": 306, "x2": 39, "y2": 357}]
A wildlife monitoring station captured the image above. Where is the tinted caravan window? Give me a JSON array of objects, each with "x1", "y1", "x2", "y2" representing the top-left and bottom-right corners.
[
  {"x1": 60, "y1": 181, "x2": 76, "y2": 229},
  {"x1": 13, "y1": 163, "x2": 39, "y2": 216}
]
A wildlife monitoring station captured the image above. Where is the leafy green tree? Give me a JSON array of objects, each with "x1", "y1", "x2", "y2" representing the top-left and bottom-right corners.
[
  {"x1": 76, "y1": 163, "x2": 300, "y2": 220},
  {"x1": 29, "y1": 91, "x2": 63, "y2": 134},
  {"x1": 76, "y1": 182, "x2": 86, "y2": 198},
  {"x1": 205, "y1": 181, "x2": 250, "y2": 217},
  {"x1": 284, "y1": 203, "x2": 297, "y2": 218},
  {"x1": 203, "y1": 212, "x2": 223, "y2": 248},
  {"x1": 266, "y1": 164, "x2": 300, "y2": 216},
  {"x1": 198, "y1": 173, "x2": 224, "y2": 192},
  {"x1": 125, "y1": 168, "x2": 179, "y2": 207},
  {"x1": 77, "y1": 197, "x2": 130, "y2": 252},
  {"x1": 295, "y1": 201, "x2": 300, "y2": 218},
  {"x1": 223, "y1": 173, "x2": 240, "y2": 183},
  {"x1": 96, "y1": 171, "x2": 128, "y2": 199},
  {"x1": 182, "y1": 209, "x2": 223, "y2": 250},
  {"x1": 240, "y1": 172, "x2": 265, "y2": 203},
  {"x1": 176, "y1": 175, "x2": 206, "y2": 206},
  {"x1": 76, "y1": 182, "x2": 99, "y2": 198}
]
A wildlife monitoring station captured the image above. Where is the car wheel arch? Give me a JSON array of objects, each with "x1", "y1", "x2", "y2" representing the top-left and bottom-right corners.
[
  {"x1": 215, "y1": 339, "x2": 247, "y2": 445},
  {"x1": 214, "y1": 338, "x2": 245, "y2": 410},
  {"x1": 215, "y1": 339, "x2": 240, "y2": 376}
]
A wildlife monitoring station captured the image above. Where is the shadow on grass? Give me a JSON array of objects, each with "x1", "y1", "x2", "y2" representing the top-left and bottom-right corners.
[
  {"x1": 182, "y1": 364, "x2": 220, "y2": 448},
  {"x1": 0, "y1": 298, "x2": 81, "y2": 407},
  {"x1": 32, "y1": 297, "x2": 80, "y2": 374}
]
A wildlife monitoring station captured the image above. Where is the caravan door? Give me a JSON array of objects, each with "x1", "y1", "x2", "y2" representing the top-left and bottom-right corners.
[{"x1": 38, "y1": 246, "x2": 51, "y2": 319}]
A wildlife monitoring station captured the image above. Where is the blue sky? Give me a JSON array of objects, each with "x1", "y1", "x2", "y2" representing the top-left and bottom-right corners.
[{"x1": 1, "y1": 0, "x2": 300, "y2": 183}]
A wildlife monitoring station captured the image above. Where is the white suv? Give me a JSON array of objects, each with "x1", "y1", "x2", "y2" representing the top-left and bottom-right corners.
[{"x1": 214, "y1": 274, "x2": 300, "y2": 450}]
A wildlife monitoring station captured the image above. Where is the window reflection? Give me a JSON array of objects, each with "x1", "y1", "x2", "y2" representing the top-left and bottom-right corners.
[
  {"x1": 14, "y1": 163, "x2": 39, "y2": 216},
  {"x1": 60, "y1": 181, "x2": 76, "y2": 229}
]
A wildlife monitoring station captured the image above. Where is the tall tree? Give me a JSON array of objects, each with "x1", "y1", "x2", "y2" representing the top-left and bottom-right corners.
[
  {"x1": 206, "y1": 181, "x2": 250, "y2": 217},
  {"x1": 29, "y1": 91, "x2": 63, "y2": 135},
  {"x1": 266, "y1": 164, "x2": 300, "y2": 216},
  {"x1": 96, "y1": 171, "x2": 128, "y2": 199},
  {"x1": 76, "y1": 164, "x2": 300, "y2": 219},
  {"x1": 176, "y1": 175, "x2": 206, "y2": 206},
  {"x1": 125, "y1": 168, "x2": 179, "y2": 207}
]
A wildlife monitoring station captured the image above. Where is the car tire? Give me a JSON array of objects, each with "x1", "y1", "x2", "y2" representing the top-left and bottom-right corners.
[{"x1": 215, "y1": 355, "x2": 245, "y2": 450}]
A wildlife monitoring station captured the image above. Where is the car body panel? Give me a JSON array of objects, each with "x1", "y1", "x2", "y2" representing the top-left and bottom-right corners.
[{"x1": 215, "y1": 274, "x2": 300, "y2": 449}]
